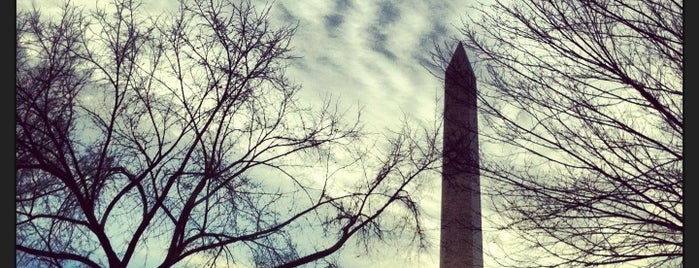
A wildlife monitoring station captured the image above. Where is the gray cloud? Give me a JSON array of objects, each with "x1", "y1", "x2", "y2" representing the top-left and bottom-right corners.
[
  {"x1": 323, "y1": 14, "x2": 344, "y2": 36},
  {"x1": 275, "y1": 3, "x2": 299, "y2": 24},
  {"x1": 377, "y1": 1, "x2": 400, "y2": 24},
  {"x1": 335, "y1": 0, "x2": 352, "y2": 11},
  {"x1": 368, "y1": 26, "x2": 397, "y2": 60},
  {"x1": 322, "y1": 0, "x2": 355, "y2": 37},
  {"x1": 365, "y1": 1, "x2": 403, "y2": 60}
]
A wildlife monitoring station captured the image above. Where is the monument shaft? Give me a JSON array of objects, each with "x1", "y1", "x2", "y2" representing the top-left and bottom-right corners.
[{"x1": 440, "y1": 42, "x2": 483, "y2": 268}]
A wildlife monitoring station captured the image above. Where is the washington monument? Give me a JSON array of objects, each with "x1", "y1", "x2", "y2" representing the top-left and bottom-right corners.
[{"x1": 440, "y1": 42, "x2": 483, "y2": 268}]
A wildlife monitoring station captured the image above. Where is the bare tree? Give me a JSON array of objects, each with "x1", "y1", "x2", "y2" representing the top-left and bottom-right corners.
[
  {"x1": 430, "y1": 0, "x2": 682, "y2": 267},
  {"x1": 16, "y1": 1, "x2": 442, "y2": 267}
]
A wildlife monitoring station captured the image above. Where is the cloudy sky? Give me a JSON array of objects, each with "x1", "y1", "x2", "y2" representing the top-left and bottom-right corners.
[
  {"x1": 270, "y1": 0, "x2": 462, "y2": 130},
  {"x1": 233, "y1": 1, "x2": 476, "y2": 266},
  {"x1": 257, "y1": 1, "x2": 480, "y2": 267},
  {"x1": 265, "y1": 2, "x2": 472, "y2": 266},
  {"x1": 17, "y1": 0, "x2": 496, "y2": 267}
]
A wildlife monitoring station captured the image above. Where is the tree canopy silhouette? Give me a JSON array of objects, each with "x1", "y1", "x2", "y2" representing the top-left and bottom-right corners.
[
  {"x1": 15, "y1": 0, "x2": 441, "y2": 267},
  {"x1": 435, "y1": 0, "x2": 682, "y2": 267}
]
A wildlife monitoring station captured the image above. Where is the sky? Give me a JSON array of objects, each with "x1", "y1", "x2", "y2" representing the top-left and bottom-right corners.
[
  {"x1": 270, "y1": 0, "x2": 460, "y2": 130},
  {"x1": 263, "y1": 2, "x2": 511, "y2": 267},
  {"x1": 225, "y1": 1, "x2": 472, "y2": 266},
  {"x1": 16, "y1": 0, "x2": 495, "y2": 267},
  {"x1": 17, "y1": 0, "x2": 685, "y2": 267}
]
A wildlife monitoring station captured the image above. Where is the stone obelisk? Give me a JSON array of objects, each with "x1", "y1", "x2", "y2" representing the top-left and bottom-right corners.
[{"x1": 440, "y1": 42, "x2": 483, "y2": 268}]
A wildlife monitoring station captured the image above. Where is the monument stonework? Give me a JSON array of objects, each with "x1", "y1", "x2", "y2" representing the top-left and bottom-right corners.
[{"x1": 440, "y1": 42, "x2": 483, "y2": 268}]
